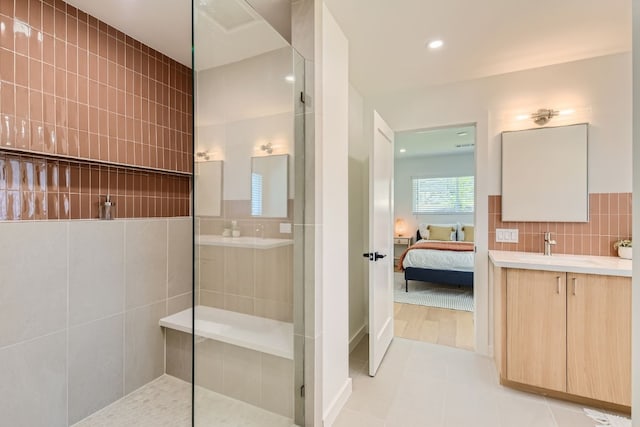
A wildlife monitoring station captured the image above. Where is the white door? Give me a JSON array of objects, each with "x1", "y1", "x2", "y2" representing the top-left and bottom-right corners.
[{"x1": 367, "y1": 111, "x2": 394, "y2": 376}]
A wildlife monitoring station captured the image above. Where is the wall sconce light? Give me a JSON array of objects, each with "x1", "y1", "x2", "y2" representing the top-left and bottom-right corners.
[
  {"x1": 531, "y1": 108, "x2": 559, "y2": 126},
  {"x1": 519, "y1": 108, "x2": 575, "y2": 126},
  {"x1": 196, "y1": 151, "x2": 210, "y2": 161},
  {"x1": 261, "y1": 142, "x2": 273, "y2": 154},
  {"x1": 395, "y1": 218, "x2": 407, "y2": 236}
]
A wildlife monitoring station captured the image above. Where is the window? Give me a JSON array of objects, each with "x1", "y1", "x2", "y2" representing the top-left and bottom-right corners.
[
  {"x1": 412, "y1": 176, "x2": 474, "y2": 214},
  {"x1": 251, "y1": 172, "x2": 263, "y2": 216}
]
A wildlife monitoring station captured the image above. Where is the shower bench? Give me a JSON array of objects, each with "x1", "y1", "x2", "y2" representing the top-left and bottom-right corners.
[
  {"x1": 159, "y1": 305, "x2": 293, "y2": 359},
  {"x1": 159, "y1": 306, "x2": 295, "y2": 418}
]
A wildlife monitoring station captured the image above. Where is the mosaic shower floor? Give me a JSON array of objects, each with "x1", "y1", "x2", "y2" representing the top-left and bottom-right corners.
[{"x1": 73, "y1": 375, "x2": 295, "y2": 427}]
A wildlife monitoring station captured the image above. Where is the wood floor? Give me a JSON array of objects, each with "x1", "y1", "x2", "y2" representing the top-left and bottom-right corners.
[{"x1": 394, "y1": 302, "x2": 474, "y2": 351}]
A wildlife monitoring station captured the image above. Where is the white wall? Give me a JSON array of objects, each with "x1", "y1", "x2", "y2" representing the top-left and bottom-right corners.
[
  {"x1": 367, "y1": 52, "x2": 631, "y2": 356},
  {"x1": 394, "y1": 152, "x2": 475, "y2": 235},
  {"x1": 375, "y1": 53, "x2": 632, "y2": 196},
  {"x1": 195, "y1": 47, "x2": 295, "y2": 201},
  {"x1": 348, "y1": 85, "x2": 368, "y2": 349},
  {"x1": 320, "y1": 3, "x2": 352, "y2": 425},
  {"x1": 0, "y1": 218, "x2": 192, "y2": 426}
]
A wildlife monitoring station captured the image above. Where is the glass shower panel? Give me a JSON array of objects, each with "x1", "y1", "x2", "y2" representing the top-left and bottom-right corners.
[{"x1": 192, "y1": 1, "x2": 305, "y2": 425}]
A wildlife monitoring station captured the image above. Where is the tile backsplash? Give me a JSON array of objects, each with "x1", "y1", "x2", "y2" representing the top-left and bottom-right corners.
[
  {"x1": 0, "y1": 0, "x2": 192, "y2": 172},
  {"x1": 488, "y1": 193, "x2": 632, "y2": 257}
]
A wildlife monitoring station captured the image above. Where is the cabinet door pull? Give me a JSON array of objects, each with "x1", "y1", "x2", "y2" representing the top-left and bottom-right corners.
[
  {"x1": 556, "y1": 276, "x2": 561, "y2": 294},
  {"x1": 572, "y1": 277, "x2": 577, "y2": 296}
]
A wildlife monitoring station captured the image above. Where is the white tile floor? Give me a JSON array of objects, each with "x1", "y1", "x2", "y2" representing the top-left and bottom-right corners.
[
  {"x1": 334, "y1": 336, "x2": 629, "y2": 427},
  {"x1": 72, "y1": 375, "x2": 294, "y2": 427}
]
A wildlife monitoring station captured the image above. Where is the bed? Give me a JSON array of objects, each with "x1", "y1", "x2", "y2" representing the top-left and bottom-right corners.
[{"x1": 399, "y1": 227, "x2": 474, "y2": 292}]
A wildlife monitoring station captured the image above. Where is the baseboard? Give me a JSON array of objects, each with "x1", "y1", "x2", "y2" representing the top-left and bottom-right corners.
[
  {"x1": 349, "y1": 324, "x2": 367, "y2": 353},
  {"x1": 322, "y1": 378, "x2": 352, "y2": 427}
]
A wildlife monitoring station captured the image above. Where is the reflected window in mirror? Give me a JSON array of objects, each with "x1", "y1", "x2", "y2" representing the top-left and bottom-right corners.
[{"x1": 251, "y1": 154, "x2": 288, "y2": 218}]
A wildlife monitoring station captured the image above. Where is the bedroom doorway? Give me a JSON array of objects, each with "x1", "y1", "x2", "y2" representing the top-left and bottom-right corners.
[{"x1": 392, "y1": 124, "x2": 476, "y2": 351}]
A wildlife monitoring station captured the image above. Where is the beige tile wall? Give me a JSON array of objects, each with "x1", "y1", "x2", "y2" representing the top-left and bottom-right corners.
[
  {"x1": 165, "y1": 330, "x2": 294, "y2": 418},
  {"x1": 0, "y1": 217, "x2": 192, "y2": 426},
  {"x1": 488, "y1": 193, "x2": 632, "y2": 256},
  {"x1": 197, "y1": 244, "x2": 294, "y2": 322}
]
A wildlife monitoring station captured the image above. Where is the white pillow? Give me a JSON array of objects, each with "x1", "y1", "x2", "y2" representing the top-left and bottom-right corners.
[
  {"x1": 458, "y1": 224, "x2": 474, "y2": 241},
  {"x1": 418, "y1": 223, "x2": 457, "y2": 241}
]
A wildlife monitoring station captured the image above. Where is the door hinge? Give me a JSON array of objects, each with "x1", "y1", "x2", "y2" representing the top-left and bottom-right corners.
[{"x1": 300, "y1": 384, "x2": 305, "y2": 397}]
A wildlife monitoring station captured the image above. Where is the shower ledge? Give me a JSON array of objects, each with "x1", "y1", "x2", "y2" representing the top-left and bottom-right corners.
[
  {"x1": 160, "y1": 305, "x2": 293, "y2": 360},
  {"x1": 196, "y1": 235, "x2": 293, "y2": 249}
]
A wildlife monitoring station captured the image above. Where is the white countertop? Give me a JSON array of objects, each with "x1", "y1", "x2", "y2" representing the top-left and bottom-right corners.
[
  {"x1": 196, "y1": 235, "x2": 293, "y2": 249},
  {"x1": 489, "y1": 250, "x2": 632, "y2": 277}
]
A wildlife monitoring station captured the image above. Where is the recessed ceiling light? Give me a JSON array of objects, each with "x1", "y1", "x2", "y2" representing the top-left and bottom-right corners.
[
  {"x1": 285, "y1": 74, "x2": 295, "y2": 83},
  {"x1": 456, "y1": 131, "x2": 468, "y2": 136},
  {"x1": 559, "y1": 109, "x2": 575, "y2": 116},
  {"x1": 399, "y1": 148, "x2": 406, "y2": 153},
  {"x1": 427, "y1": 39, "x2": 444, "y2": 49},
  {"x1": 516, "y1": 114, "x2": 530, "y2": 121}
]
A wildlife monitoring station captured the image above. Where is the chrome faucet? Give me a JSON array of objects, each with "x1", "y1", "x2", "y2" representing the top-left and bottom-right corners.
[
  {"x1": 256, "y1": 223, "x2": 264, "y2": 239},
  {"x1": 543, "y1": 231, "x2": 557, "y2": 256}
]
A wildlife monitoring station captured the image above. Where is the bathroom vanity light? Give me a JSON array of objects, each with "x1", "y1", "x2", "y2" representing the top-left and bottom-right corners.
[
  {"x1": 196, "y1": 151, "x2": 210, "y2": 160},
  {"x1": 261, "y1": 142, "x2": 273, "y2": 154},
  {"x1": 531, "y1": 108, "x2": 559, "y2": 126},
  {"x1": 520, "y1": 108, "x2": 575, "y2": 126}
]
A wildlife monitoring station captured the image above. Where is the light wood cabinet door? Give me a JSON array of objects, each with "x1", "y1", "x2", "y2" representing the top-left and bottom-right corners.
[
  {"x1": 566, "y1": 273, "x2": 631, "y2": 406},
  {"x1": 506, "y1": 269, "x2": 567, "y2": 392}
]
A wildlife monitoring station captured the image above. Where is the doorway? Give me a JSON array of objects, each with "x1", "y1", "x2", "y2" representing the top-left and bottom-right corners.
[{"x1": 392, "y1": 124, "x2": 476, "y2": 351}]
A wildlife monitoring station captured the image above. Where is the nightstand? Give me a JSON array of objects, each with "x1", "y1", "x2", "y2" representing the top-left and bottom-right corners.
[{"x1": 393, "y1": 236, "x2": 413, "y2": 263}]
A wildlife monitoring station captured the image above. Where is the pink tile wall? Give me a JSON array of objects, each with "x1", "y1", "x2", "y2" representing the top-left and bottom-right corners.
[
  {"x1": 0, "y1": 0, "x2": 193, "y2": 173},
  {"x1": 488, "y1": 193, "x2": 632, "y2": 257},
  {"x1": 0, "y1": 152, "x2": 190, "y2": 220}
]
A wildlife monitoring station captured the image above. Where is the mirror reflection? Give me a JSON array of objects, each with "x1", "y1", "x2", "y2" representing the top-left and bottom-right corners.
[
  {"x1": 251, "y1": 154, "x2": 289, "y2": 218},
  {"x1": 501, "y1": 123, "x2": 588, "y2": 222},
  {"x1": 195, "y1": 160, "x2": 223, "y2": 217}
]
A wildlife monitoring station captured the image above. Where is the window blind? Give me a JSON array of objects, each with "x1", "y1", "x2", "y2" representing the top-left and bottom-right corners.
[
  {"x1": 251, "y1": 172, "x2": 263, "y2": 216},
  {"x1": 412, "y1": 176, "x2": 474, "y2": 214}
]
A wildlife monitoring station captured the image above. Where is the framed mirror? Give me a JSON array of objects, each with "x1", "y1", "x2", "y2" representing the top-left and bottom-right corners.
[
  {"x1": 501, "y1": 123, "x2": 588, "y2": 222},
  {"x1": 195, "y1": 160, "x2": 223, "y2": 217},
  {"x1": 251, "y1": 154, "x2": 288, "y2": 218}
]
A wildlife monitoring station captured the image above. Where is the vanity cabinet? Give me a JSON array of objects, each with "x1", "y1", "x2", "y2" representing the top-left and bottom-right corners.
[
  {"x1": 494, "y1": 265, "x2": 631, "y2": 410},
  {"x1": 506, "y1": 269, "x2": 567, "y2": 392},
  {"x1": 566, "y1": 273, "x2": 631, "y2": 406}
]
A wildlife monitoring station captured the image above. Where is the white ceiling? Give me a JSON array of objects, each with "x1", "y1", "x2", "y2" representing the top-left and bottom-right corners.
[
  {"x1": 64, "y1": 0, "x2": 286, "y2": 71},
  {"x1": 65, "y1": 1, "x2": 631, "y2": 91},
  {"x1": 64, "y1": 0, "x2": 192, "y2": 66},
  {"x1": 396, "y1": 125, "x2": 476, "y2": 158},
  {"x1": 324, "y1": 0, "x2": 631, "y2": 98}
]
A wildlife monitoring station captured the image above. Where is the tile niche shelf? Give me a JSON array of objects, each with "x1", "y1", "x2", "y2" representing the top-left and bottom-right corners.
[{"x1": 0, "y1": 149, "x2": 191, "y2": 221}]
